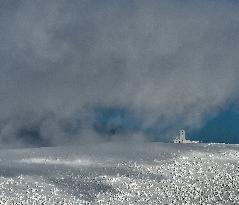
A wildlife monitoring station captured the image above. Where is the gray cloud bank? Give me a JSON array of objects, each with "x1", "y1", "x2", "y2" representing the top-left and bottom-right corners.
[{"x1": 0, "y1": 0, "x2": 239, "y2": 147}]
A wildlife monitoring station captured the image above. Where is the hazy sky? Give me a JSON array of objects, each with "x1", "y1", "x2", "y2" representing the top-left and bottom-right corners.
[{"x1": 1, "y1": 0, "x2": 239, "y2": 147}]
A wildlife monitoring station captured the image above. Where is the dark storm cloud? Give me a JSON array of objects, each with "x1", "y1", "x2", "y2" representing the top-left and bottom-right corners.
[{"x1": 0, "y1": 0, "x2": 239, "y2": 147}]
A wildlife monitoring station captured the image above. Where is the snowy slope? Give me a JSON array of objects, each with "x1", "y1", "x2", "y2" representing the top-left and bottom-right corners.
[{"x1": 0, "y1": 142, "x2": 239, "y2": 204}]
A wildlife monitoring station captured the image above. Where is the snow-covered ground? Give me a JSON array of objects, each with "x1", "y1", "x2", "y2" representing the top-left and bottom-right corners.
[{"x1": 0, "y1": 142, "x2": 238, "y2": 204}]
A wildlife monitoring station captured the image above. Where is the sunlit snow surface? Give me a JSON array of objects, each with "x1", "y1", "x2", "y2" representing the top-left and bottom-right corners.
[{"x1": 0, "y1": 142, "x2": 239, "y2": 204}]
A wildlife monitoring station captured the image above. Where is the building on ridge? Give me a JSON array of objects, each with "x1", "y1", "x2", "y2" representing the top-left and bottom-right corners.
[{"x1": 173, "y1": 130, "x2": 197, "y2": 143}]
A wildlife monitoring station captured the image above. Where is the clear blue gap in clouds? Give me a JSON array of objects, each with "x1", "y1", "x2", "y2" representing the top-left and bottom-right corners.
[
  {"x1": 188, "y1": 107, "x2": 239, "y2": 144},
  {"x1": 94, "y1": 106, "x2": 239, "y2": 144}
]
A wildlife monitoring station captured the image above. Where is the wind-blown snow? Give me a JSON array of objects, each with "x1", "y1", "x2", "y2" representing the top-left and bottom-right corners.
[
  {"x1": 0, "y1": 142, "x2": 238, "y2": 204},
  {"x1": 19, "y1": 158, "x2": 93, "y2": 167}
]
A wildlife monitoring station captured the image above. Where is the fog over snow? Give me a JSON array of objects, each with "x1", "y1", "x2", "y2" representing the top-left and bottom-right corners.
[{"x1": 0, "y1": 0, "x2": 239, "y2": 147}]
